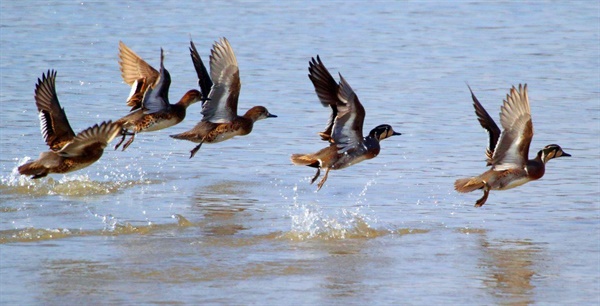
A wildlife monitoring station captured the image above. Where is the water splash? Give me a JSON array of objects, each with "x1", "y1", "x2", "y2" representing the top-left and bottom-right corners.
[
  {"x1": 0, "y1": 157, "x2": 154, "y2": 197},
  {"x1": 284, "y1": 183, "x2": 386, "y2": 240}
]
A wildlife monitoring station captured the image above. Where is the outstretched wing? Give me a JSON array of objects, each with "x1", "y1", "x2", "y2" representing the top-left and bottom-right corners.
[
  {"x1": 491, "y1": 84, "x2": 533, "y2": 171},
  {"x1": 118, "y1": 41, "x2": 160, "y2": 110},
  {"x1": 468, "y1": 85, "x2": 501, "y2": 166},
  {"x1": 308, "y1": 55, "x2": 339, "y2": 141},
  {"x1": 189, "y1": 40, "x2": 213, "y2": 102},
  {"x1": 34, "y1": 70, "x2": 76, "y2": 151},
  {"x1": 202, "y1": 37, "x2": 240, "y2": 123},
  {"x1": 58, "y1": 121, "x2": 122, "y2": 157},
  {"x1": 141, "y1": 48, "x2": 171, "y2": 114},
  {"x1": 331, "y1": 74, "x2": 365, "y2": 153}
]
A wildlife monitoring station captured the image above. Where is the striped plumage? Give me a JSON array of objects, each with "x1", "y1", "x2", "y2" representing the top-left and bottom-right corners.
[
  {"x1": 454, "y1": 84, "x2": 570, "y2": 207},
  {"x1": 291, "y1": 56, "x2": 400, "y2": 191}
]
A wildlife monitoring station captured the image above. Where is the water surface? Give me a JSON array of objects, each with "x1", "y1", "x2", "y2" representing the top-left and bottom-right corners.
[{"x1": 1, "y1": 1, "x2": 599, "y2": 304}]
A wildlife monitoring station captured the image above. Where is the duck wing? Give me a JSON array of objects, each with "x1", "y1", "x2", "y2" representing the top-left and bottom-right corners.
[
  {"x1": 468, "y1": 85, "x2": 501, "y2": 166},
  {"x1": 141, "y1": 48, "x2": 171, "y2": 114},
  {"x1": 331, "y1": 74, "x2": 365, "y2": 153},
  {"x1": 308, "y1": 55, "x2": 339, "y2": 141},
  {"x1": 118, "y1": 41, "x2": 160, "y2": 111},
  {"x1": 34, "y1": 70, "x2": 76, "y2": 151},
  {"x1": 58, "y1": 121, "x2": 121, "y2": 157},
  {"x1": 201, "y1": 38, "x2": 240, "y2": 123},
  {"x1": 491, "y1": 84, "x2": 533, "y2": 171},
  {"x1": 189, "y1": 40, "x2": 213, "y2": 103}
]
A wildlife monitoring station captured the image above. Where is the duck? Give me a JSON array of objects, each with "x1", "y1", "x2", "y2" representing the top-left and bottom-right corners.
[
  {"x1": 290, "y1": 56, "x2": 401, "y2": 191},
  {"x1": 113, "y1": 41, "x2": 202, "y2": 151},
  {"x1": 18, "y1": 70, "x2": 121, "y2": 179},
  {"x1": 170, "y1": 38, "x2": 277, "y2": 158},
  {"x1": 454, "y1": 84, "x2": 571, "y2": 207}
]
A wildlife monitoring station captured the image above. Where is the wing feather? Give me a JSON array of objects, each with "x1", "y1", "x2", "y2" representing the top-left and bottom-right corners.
[
  {"x1": 202, "y1": 38, "x2": 240, "y2": 123},
  {"x1": 141, "y1": 48, "x2": 171, "y2": 114},
  {"x1": 34, "y1": 70, "x2": 75, "y2": 151},
  {"x1": 332, "y1": 74, "x2": 365, "y2": 153},
  {"x1": 492, "y1": 84, "x2": 533, "y2": 170},
  {"x1": 118, "y1": 41, "x2": 160, "y2": 110},
  {"x1": 468, "y1": 85, "x2": 501, "y2": 165},
  {"x1": 58, "y1": 121, "x2": 121, "y2": 157},
  {"x1": 308, "y1": 56, "x2": 339, "y2": 140},
  {"x1": 189, "y1": 40, "x2": 213, "y2": 102}
]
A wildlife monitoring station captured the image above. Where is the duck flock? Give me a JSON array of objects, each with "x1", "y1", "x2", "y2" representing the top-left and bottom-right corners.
[{"x1": 17, "y1": 37, "x2": 570, "y2": 207}]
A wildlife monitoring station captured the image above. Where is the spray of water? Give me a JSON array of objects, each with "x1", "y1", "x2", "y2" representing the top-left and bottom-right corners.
[{"x1": 284, "y1": 178, "x2": 386, "y2": 240}]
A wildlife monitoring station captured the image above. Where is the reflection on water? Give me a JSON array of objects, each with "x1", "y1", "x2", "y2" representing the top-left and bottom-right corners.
[
  {"x1": 320, "y1": 239, "x2": 371, "y2": 298},
  {"x1": 193, "y1": 180, "x2": 258, "y2": 216},
  {"x1": 477, "y1": 235, "x2": 543, "y2": 305},
  {"x1": 1, "y1": 0, "x2": 597, "y2": 304},
  {"x1": 0, "y1": 214, "x2": 194, "y2": 244}
]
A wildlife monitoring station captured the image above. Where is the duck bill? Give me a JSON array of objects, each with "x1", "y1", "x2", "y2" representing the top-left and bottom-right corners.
[
  {"x1": 561, "y1": 152, "x2": 571, "y2": 157},
  {"x1": 267, "y1": 113, "x2": 278, "y2": 118},
  {"x1": 392, "y1": 131, "x2": 401, "y2": 136}
]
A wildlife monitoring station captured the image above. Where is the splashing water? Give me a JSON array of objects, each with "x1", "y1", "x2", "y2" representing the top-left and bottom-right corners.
[
  {"x1": 0, "y1": 157, "x2": 154, "y2": 197},
  {"x1": 285, "y1": 182, "x2": 386, "y2": 240}
]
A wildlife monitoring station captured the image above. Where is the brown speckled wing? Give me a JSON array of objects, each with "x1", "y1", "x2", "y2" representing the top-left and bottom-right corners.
[
  {"x1": 118, "y1": 41, "x2": 160, "y2": 110},
  {"x1": 189, "y1": 40, "x2": 213, "y2": 102},
  {"x1": 34, "y1": 70, "x2": 76, "y2": 151},
  {"x1": 468, "y1": 85, "x2": 501, "y2": 165},
  {"x1": 58, "y1": 121, "x2": 121, "y2": 157},
  {"x1": 492, "y1": 84, "x2": 533, "y2": 171},
  {"x1": 308, "y1": 56, "x2": 339, "y2": 141},
  {"x1": 202, "y1": 37, "x2": 239, "y2": 123},
  {"x1": 332, "y1": 74, "x2": 365, "y2": 153}
]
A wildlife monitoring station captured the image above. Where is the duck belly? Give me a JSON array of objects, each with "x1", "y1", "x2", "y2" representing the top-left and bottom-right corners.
[
  {"x1": 492, "y1": 175, "x2": 531, "y2": 190},
  {"x1": 142, "y1": 116, "x2": 180, "y2": 132},
  {"x1": 210, "y1": 130, "x2": 241, "y2": 143}
]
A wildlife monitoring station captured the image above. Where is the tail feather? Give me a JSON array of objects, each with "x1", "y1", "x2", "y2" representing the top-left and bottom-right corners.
[
  {"x1": 170, "y1": 131, "x2": 197, "y2": 141},
  {"x1": 454, "y1": 177, "x2": 484, "y2": 193},
  {"x1": 18, "y1": 161, "x2": 49, "y2": 179},
  {"x1": 170, "y1": 133, "x2": 186, "y2": 140},
  {"x1": 290, "y1": 154, "x2": 319, "y2": 167}
]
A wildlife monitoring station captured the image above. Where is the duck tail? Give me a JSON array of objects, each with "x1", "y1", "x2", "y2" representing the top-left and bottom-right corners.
[
  {"x1": 454, "y1": 177, "x2": 484, "y2": 193},
  {"x1": 290, "y1": 154, "x2": 319, "y2": 167},
  {"x1": 18, "y1": 161, "x2": 49, "y2": 179},
  {"x1": 169, "y1": 132, "x2": 187, "y2": 140}
]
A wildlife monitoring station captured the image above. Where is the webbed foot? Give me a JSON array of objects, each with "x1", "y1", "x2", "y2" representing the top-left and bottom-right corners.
[
  {"x1": 310, "y1": 168, "x2": 321, "y2": 184},
  {"x1": 316, "y1": 168, "x2": 330, "y2": 191},
  {"x1": 122, "y1": 134, "x2": 136, "y2": 151},
  {"x1": 189, "y1": 142, "x2": 203, "y2": 159},
  {"x1": 475, "y1": 184, "x2": 490, "y2": 207}
]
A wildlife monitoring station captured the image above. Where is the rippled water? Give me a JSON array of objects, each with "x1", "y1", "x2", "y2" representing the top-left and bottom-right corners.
[{"x1": 1, "y1": 1, "x2": 599, "y2": 304}]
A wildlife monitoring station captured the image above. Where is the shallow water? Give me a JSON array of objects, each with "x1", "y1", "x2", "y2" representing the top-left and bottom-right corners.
[{"x1": 1, "y1": 1, "x2": 599, "y2": 304}]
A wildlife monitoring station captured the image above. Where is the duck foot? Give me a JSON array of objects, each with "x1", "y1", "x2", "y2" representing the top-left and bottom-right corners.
[
  {"x1": 114, "y1": 129, "x2": 134, "y2": 150},
  {"x1": 189, "y1": 142, "x2": 203, "y2": 159},
  {"x1": 121, "y1": 134, "x2": 136, "y2": 151},
  {"x1": 310, "y1": 168, "x2": 321, "y2": 184},
  {"x1": 316, "y1": 168, "x2": 330, "y2": 191},
  {"x1": 114, "y1": 134, "x2": 126, "y2": 150},
  {"x1": 475, "y1": 185, "x2": 490, "y2": 207}
]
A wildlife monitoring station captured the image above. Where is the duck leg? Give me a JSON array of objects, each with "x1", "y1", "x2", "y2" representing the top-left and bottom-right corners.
[
  {"x1": 475, "y1": 183, "x2": 490, "y2": 207},
  {"x1": 114, "y1": 129, "x2": 134, "y2": 150},
  {"x1": 114, "y1": 134, "x2": 125, "y2": 150},
  {"x1": 121, "y1": 134, "x2": 136, "y2": 151},
  {"x1": 316, "y1": 168, "x2": 330, "y2": 191},
  {"x1": 310, "y1": 168, "x2": 321, "y2": 184},
  {"x1": 189, "y1": 142, "x2": 203, "y2": 159}
]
